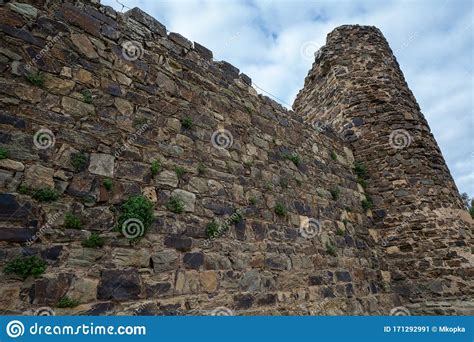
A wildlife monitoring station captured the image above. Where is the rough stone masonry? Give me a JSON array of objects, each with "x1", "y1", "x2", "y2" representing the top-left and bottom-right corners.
[{"x1": 0, "y1": 0, "x2": 472, "y2": 316}]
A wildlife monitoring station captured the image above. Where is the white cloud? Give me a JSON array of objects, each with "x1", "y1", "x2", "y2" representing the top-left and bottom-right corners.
[{"x1": 104, "y1": 0, "x2": 473, "y2": 195}]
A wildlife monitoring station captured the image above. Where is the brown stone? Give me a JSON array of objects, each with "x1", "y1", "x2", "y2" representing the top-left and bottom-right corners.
[{"x1": 70, "y1": 33, "x2": 99, "y2": 59}]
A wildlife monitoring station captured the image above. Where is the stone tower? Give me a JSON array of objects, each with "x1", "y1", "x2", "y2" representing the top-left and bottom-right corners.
[{"x1": 294, "y1": 25, "x2": 473, "y2": 314}]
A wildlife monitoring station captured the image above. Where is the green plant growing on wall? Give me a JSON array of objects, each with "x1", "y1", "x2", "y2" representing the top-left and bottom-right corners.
[
  {"x1": 133, "y1": 117, "x2": 148, "y2": 128},
  {"x1": 330, "y1": 186, "x2": 340, "y2": 201},
  {"x1": 229, "y1": 210, "x2": 244, "y2": 224},
  {"x1": 150, "y1": 160, "x2": 161, "y2": 177},
  {"x1": 4, "y1": 256, "x2": 47, "y2": 279},
  {"x1": 325, "y1": 242, "x2": 337, "y2": 257},
  {"x1": 361, "y1": 195, "x2": 374, "y2": 210},
  {"x1": 353, "y1": 161, "x2": 368, "y2": 188},
  {"x1": 18, "y1": 184, "x2": 29, "y2": 194},
  {"x1": 103, "y1": 178, "x2": 113, "y2": 191},
  {"x1": 63, "y1": 213, "x2": 82, "y2": 229},
  {"x1": 32, "y1": 188, "x2": 59, "y2": 202},
  {"x1": 197, "y1": 162, "x2": 207, "y2": 175},
  {"x1": 274, "y1": 202, "x2": 287, "y2": 217},
  {"x1": 70, "y1": 152, "x2": 87, "y2": 172},
  {"x1": 117, "y1": 195, "x2": 154, "y2": 238},
  {"x1": 353, "y1": 162, "x2": 368, "y2": 179},
  {"x1": 206, "y1": 219, "x2": 220, "y2": 238},
  {"x1": 81, "y1": 89, "x2": 93, "y2": 104},
  {"x1": 26, "y1": 71, "x2": 44, "y2": 87},
  {"x1": 166, "y1": 195, "x2": 185, "y2": 214},
  {"x1": 336, "y1": 227, "x2": 345, "y2": 236},
  {"x1": 248, "y1": 196, "x2": 257, "y2": 206},
  {"x1": 175, "y1": 166, "x2": 187, "y2": 179},
  {"x1": 180, "y1": 116, "x2": 193, "y2": 129},
  {"x1": 0, "y1": 147, "x2": 9, "y2": 160},
  {"x1": 330, "y1": 151, "x2": 337, "y2": 160},
  {"x1": 279, "y1": 177, "x2": 289, "y2": 189},
  {"x1": 82, "y1": 233, "x2": 105, "y2": 248},
  {"x1": 284, "y1": 152, "x2": 301, "y2": 166},
  {"x1": 361, "y1": 196, "x2": 373, "y2": 210},
  {"x1": 56, "y1": 297, "x2": 80, "y2": 308}
]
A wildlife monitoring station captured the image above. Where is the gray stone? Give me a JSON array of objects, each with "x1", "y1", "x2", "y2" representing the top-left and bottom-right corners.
[
  {"x1": 239, "y1": 270, "x2": 261, "y2": 292},
  {"x1": 7, "y1": 2, "x2": 38, "y2": 18},
  {"x1": 116, "y1": 161, "x2": 149, "y2": 182},
  {"x1": 152, "y1": 249, "x2": 178, "y2": 272},
  {"x1": 88, "y1": 153, "x2": 115, "y2": 177},
  {"x1": 156, "y1": 170, "x2": 178, "y2": 187},
  {"x1": 194, "y1": 42, "x2": 213, "y2": 59},
  {"x1": 125, "y1": 7, "x2": 166, "y2": 36},
  {"x1": 171, "y1": 189, "x2": 195, "y2": 212},
  {"x1": 62, "y1": 96, "x2": 95, "y2": 117},
  {"x1": 23, "y1": 164, "x2": 54, "y2": 189}
]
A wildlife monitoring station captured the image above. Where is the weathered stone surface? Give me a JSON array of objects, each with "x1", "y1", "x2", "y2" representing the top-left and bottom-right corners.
[
  {"x1": 171, "y1": 189, "x2": 195, "y2": 212},
  {"x1": 71, "y1": 33, "x2": 99, "y2": 59},
  {"x1": 125, "y1": 7, "x2": 167, "y2": 36},
  {"x1": 183, "y1": 252, "x2": 204, "y2": 270},
  {"x1": 199, "y1": 271, "x2": 218, "y2": 292},
  {"x1": 111, "y1": 248, "x2": 149, "y2": 268},
  {"x1": 97, "y1": 269, "x2": 141, "y2": 300},
  {"x1": 156, "y1": 170, "x2": 178, "y2": 187},
  {"x1": 62, "y1": 96, "x2": 95, "y2": 117},
  {"x1": 30, "y1": 273, "x2": 73, "y2": 305},
  {"x1": 0, "y1": 286, "x2": 20, "y2": 312},
  {"x1": 23, "y1": 164, "x2": 54, "y2": 189},
  {"x1": 67, "y1": 277, "x2": 98, "y2": 303},
  {"x1": 194, "y1": 42, "x2": 213, "y2": 59},
  {"x1": 88, "y1": 153, "x2": 115, "y2": 177},
  {"x1": 116, "y1": 161, "x2": 149, "y2": 182},
  {"x1": 152, "y1": 249, "x2": 178, "y2": 272},
  {"x1": 164, "y1": 235, "x2": 192, "y2": 251},
  {"x1": 0, "y1": 159, "x2": 24, "y2": 171},
  {"x1": 43, "y1": 75, "x2": 75, "y2": 95}
]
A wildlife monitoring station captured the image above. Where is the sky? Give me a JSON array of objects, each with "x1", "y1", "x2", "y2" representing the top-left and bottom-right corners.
[{"x1": 104, "y1": 0, "x2": 473, "y2": 197}]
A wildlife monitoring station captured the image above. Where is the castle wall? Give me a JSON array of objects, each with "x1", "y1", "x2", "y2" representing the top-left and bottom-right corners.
[
  {"x1": 0, "y1": 2, "x2": 401, "y2": 315},
  {"x1": 293, "y1": 25, "x2": 473, "y2": 315}
]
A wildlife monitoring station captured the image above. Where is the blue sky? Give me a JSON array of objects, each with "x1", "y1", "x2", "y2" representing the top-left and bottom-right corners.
[{"x1": 104, "y1": 0, "x2": 473, "y2": 197}]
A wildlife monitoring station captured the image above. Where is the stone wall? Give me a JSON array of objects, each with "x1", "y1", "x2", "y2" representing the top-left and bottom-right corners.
[
  {"x1": 294, "y1": 25, "x2": 473, "y2": 315},
  {"x1": 0, "y1": 1, "x2": 471, "y2": 316}
]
